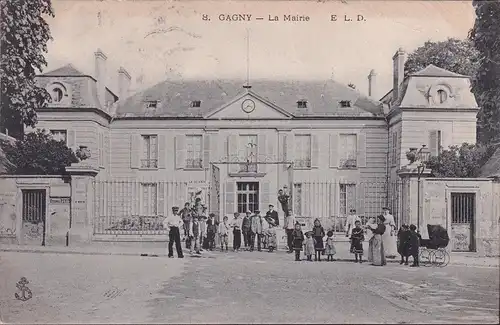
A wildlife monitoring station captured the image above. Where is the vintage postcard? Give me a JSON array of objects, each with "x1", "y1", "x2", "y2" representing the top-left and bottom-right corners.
[{"x1": 0, "y1": 0, "x2": 499, "y2": 323}]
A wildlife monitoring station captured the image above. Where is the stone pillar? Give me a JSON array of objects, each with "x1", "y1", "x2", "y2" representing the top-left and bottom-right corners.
[
  {"x1": 65, "y1": 165, "x2": 99, "y2": 245},
  {"x1": 397, "y1": 164, "x2": 432, "y2": 235}
]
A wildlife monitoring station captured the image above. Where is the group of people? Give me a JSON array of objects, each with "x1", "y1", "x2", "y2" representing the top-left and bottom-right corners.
[
  {"x1": 163, "y1": 199, "x2": 283, "y2": 258},
  {"x1": 162, "y1": 190, "x2": 422, "y2": 267}
]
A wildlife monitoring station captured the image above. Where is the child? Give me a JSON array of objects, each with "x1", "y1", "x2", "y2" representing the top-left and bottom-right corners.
[
  {"x1": 199, "y1": 214, "x2": 207, "y2": 252},
  {"x1": 206, "y1": 218, "x2": 216, "y2": 250},
  {"x1": 291, "y1": 222, "x2": 304, "y2": 261},
  {"x1": 397, "y1": 224, "x2": 410, "y2": 265},
  {"x1": 189, "y1": 217, "x2": 201, "y2": 255},
  {"x1": 214, "y1": 220, "x2": 220, "y2": 249},
  {"x1": 267, "y1": 221, "x2": 277, "y2": 252},
  {"x1": 219, "y1": 216, "x2": 230, "y2": 252},
  {"x1": 325, "y1": 230, "x2": 336, "y2": 261},
  {"x1": 312, "y1": 218, "x2": 325, "y2": 261},
  {"x1": 350, "y1": 220, "x2": 365, "y2": 263},
  {"x1": 408, "y1": 224, "x2": 420, "y2": 267},
  {"x1": 304, "y1": 231, "x2": 315, "y2": 261}
]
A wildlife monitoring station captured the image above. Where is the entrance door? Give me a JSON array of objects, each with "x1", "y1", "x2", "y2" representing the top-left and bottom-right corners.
[
  {"x1": 450, "y1": 192, "x2": 475, "y2": 252},
  {"x1": 22, "y1": 189, "x2": 47, "y2": 246},
  {"x1": 236, "y1": 182, "x2": 259, "y2": 214}
]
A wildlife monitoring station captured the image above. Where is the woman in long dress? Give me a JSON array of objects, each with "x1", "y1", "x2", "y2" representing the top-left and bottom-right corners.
[
  {"x1": 370, "y1": 215, "x2": 387, "y2": 266},
  {"x1": 365, "y1": 217, "x2": 377, "y2": 263},
  {"x1": 382, "y1": 207, "x2": 398, "y2": 258}
]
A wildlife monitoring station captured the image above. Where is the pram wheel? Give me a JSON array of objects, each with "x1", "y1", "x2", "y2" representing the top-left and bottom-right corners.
[{"x1": 432, "y1": 248, "x2": 450, "y2": 267}]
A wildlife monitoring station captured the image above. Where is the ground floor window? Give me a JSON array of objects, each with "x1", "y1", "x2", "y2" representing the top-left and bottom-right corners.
[
  {"x1": 339, "y1": 183, "x2": 356, "y2": 215},
  {"x1": 141, "y1": 183, "x2": 158, "y2": 216},
  {"x1": 237, "y1": 182, "x2": 259, "y2": 213}
]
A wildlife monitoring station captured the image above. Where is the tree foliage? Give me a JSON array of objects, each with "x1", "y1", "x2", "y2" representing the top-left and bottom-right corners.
[
  {"x1": 469, "y1": 0, "x2": 500, "y2": 146},
  {"x1": 425, "y1": 143, "x2": 495, "y2": 178},
  {"x1": 404, "y1": 38, "x2": 480, "y2": 77},
  {"x1": 0, "y1": 0, "x2": 54, "y2": 138},
  {"x1": 0, "y1": 129, "x2": 78, "y2": 175}
]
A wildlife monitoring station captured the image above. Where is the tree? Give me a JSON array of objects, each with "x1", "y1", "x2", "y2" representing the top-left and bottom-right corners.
[
  {"x1": 469, "y1": 0, "x2": 500, "y2": 146},
  {"x1": 0, "y1": 129, "x2": 79, "y2": 175},
  {"x1": 425, "y1": 143, "x2": 495, "y2": 178},
  {"x1": 0, "y1": 0, "x2": 54, "y2": 139},
  {"x1": 404, "y1": 38, "x2": 480, "y2": 77}
]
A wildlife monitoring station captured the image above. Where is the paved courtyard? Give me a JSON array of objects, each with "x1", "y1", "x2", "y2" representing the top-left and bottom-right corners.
[{"x1": 0, "y1": 250, "x2": 498, "y2": 324}]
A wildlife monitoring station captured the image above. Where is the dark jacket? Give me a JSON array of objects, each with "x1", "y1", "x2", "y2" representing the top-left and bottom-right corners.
[
  {"x1": 372, "y1": 223, "x2": 386, "y2": 235},
  {"x1": 242, "y1": 216, "x2": 251, "y2": 231},
  {"x1": 408, "y1": 230, "x2": 420, "y2": 256},
  {"x1": 397, "y1": 228, "x2": 411, "y2": 256},
  {"x1": 312, "y1": 225, "x2": 325, "y2": 238},
  {"x1": 266, "y1": 210, "x2": 279, "y2": 226}
]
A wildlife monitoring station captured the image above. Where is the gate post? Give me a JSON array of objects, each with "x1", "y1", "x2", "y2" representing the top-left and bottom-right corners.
[
  {"x1": 397, "y1": 166, "x2": 432, "y2": 234},
  {"x1": 65, "y1": 165, "x2": 99, "y2": 245}
]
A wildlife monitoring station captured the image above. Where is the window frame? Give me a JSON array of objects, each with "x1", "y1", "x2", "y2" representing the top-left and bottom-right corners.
[
  {"x1": 50, "y1": 129, "x2": 67, "y2": 144},
  {"x1": 236, "y1": 182, "x2": 259, "y2": 214},
  {"x1": 294, "y1": 134, "x2": 312, "y2": 169},
  {"x1": 338, "y1": 133, "x2": 358, "y2": 169},
  {"x1": 140, "y1": 134, "x2": 158, "y2": 169},
  {"x1": 140, "y1": 182, "x2": 158, "y2": 217},
  {"x1": 185, "y1": 134, "x2": 204, "y2": 170}
]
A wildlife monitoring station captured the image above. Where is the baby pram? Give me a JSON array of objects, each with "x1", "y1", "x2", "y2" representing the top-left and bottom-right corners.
[{"x1": 419, "y1": 224, "x2": 450, "y2": 267}]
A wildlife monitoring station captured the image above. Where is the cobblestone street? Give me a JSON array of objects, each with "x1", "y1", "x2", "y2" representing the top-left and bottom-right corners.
[{"x1": 0, "y1": 250, "x2": 498, "y2": 324}]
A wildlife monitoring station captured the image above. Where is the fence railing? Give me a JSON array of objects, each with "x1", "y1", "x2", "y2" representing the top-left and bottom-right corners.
[{"x1": 92, "y1": 179, "x2": 405, "y2": 236}]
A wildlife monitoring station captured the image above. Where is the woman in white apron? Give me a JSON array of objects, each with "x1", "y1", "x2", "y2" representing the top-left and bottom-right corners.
[{"x1": 382, "y1": 207, "x2": 398, "y2": 258}]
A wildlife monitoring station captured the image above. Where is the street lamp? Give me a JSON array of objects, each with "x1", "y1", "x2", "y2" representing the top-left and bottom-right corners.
[{"x1": 416, "y1": 145, "x2": 430, "y2": 233}]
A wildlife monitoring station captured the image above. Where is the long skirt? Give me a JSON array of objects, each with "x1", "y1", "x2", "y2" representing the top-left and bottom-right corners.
[
  {"x1": 350, "y1": 238, "x2": 363, "y2": 254},
  {"x1": 371, "y1": 234, "x2": 386, "y2": 266},
  {"x1": 314, "y1": 236, "x2": 324, "y2": 251},
  {"x1": 382, "y1": 228, "x2": 398, "y2": 257},
  {"x1": 367, "y1": 237, "x2": 374, "y2": 262}
]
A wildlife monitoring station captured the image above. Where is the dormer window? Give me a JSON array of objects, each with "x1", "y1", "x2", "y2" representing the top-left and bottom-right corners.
[
  {"x1": 191, "y1": 100, "x2": 201, "y2": 108},
  {"x1": 437, "y1": 89, "x2": 447, "y2": 104},
  {"x1": 146, "y1": 101, "x2": 158, "y2": 109},
  {"x1": 46, "y1": 82, "x2": 68, "y2": 104},
  {"x1": 297, "y1": 100, "x2": 308, "y2": 109},
  {"x1": 340, "y1": 100, "x2": 351, "y2": 108},
  {"x1": 51, "y1": 88, "x2": 64, "y2": 102}
]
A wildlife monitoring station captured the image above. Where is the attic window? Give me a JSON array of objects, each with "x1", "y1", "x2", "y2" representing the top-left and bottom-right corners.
[
  {"x1": 191, "y1": 100, "x2": 201, "y2": 108},
  {"x1": 297, "y1": 100, "x2": 308, "y2": 109},
  {"x1": 146, "y1": 101, "x2": 158, "y2": 109},
  {"x1": 340, "y1": 100, "x2": 351, "y2": 108},
  {"x1": 437, "y1": 89, "x2": 447, "y2": 103}
]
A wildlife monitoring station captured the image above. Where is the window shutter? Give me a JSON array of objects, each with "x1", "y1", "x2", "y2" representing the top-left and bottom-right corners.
[
  {"x1": 158, "y1": 134, "x2": 166, "y2": 169},
  {"x1": 287, "y1": 134, "x2": 296, "y2": 168},
  {"x1": 203, "y1": 134, "x2": 210, "y2": 169},
  {"x1": 104, "y1": 133, "x2": 109, "y2": 168},
  {"x1": 329, "y1": 133, "x2": 339, "y2": 168},
  {"x1": 329, "y1": 181, "x2": 337, "y2": 217},
  {"x1": 357, "y1": 184, "x2": 365, "y2": 217},
  {"x1": 130, "y1": 134, "x2": 140, "y2": 169},
  {"x1": 157, "y1": 182, "x2": 165, "y2": 216},
  {"x1": 99, "y1": 132, "x2": 104, "y2": 167},
  {"x1": 429, "y1": 130, "x2": 439, "y2": 156},
  {"x1": 227, "y1": 134, "x2": 239, "y2": 174},
  {"x1": 225, "y1": 181, "x2": 235, "y2": 216},
  {"x1": 258, "y1": 134, "x2": 267, "y2": 173},
  {"x1": 280, "y1": 133, "x2": 288, "y2": 171},
  {"x1": 67, "y1": 130, "x2": 76, "y2": 150},
  {"x1": 261, "y1": 181, "x2": 271, "y2": 210},
  {"x1": 175, "y1": 135, "x2": 186, "y2": 169},
  {"x1": 357, "y1": 133, "x2": 367, "y2": 168},
  {"x1": 311, "y1": 134, "x2": 319, "y2": 168}
]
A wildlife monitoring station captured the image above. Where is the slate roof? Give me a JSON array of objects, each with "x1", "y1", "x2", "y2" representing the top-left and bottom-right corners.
[
  {"x1": 116, "y1": 79, "x2": 385, "y2": 118},
  {"x1": 410, "y1": 64, "x2": 469, "y2": 78},
  {"x1": 42, "y1": 64, "x2": 87, "y2": 77},
  {"x1": 479, "y1": 147, "x2": 500, "y2": 178}
]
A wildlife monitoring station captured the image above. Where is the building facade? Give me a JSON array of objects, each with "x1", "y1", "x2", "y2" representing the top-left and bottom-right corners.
[{"x1": 28, "y1": 48, "x2": 479, "y2": 236}]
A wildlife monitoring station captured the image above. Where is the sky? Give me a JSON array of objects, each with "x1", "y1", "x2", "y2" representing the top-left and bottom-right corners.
[{"x1": 44, "y1": 0, "x2": 476, "y2": 99}]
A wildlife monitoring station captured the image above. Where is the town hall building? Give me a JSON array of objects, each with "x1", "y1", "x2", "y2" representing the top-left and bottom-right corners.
[{"x1": 28, "y1": 48, "x2": 478, "y2": 237}]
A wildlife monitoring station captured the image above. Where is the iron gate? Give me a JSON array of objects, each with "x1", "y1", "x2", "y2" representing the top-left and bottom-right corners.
[
  {"x1": 22, "y1": 189, "x2": 47, "y2": 245},
  {"x1": 450, "y1": 192, "x2": 475, "y2": 252}
]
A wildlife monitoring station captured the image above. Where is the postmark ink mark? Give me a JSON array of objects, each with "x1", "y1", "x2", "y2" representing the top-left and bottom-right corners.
[{"x1": 15, "y1": 277, "x2": 32, "y2": 302}]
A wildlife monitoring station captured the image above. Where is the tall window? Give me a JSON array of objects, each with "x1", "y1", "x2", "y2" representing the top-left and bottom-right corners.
[
  {"x1": 239, "y1": 135, "x2": 258, "y2": 172},
  {"x1": 186, "y1": 135, "x2": 203, "y2": 169},
  {"x1": 141, "y1": 183, "x2": 158, "y2": 216},
  {"x1": 293, "y1": 183, "x2": 302, "y2": 215},
  {"x1": 237, "y1": 182, "x2": 259, "y2": 213},
  {"x1": 294, "y1": 135, "x2": 311, "y2": 168},
  {"x1": 437, "y1": 89, "x2": 448, "y2": 104},
  {"x1": 50, "y1": 130, "x2": 67, "y2": 143},
  {"x1": 339, "y1": 184, "x2": 356, "y2": 215},
  {"x1": 141, "y1": 135, "x2": 158, "y2": 168},
  {"x1": 339, "y1": 134, "x2": 357, "y2": 168},
  {"x1": 391, "y1": 131, "x2": 398, "y2": 166}
]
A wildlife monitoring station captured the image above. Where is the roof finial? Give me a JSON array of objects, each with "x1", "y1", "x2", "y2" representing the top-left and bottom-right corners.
[{"x1": 243, "y1": 28, "x2": 252, "y2": 89}]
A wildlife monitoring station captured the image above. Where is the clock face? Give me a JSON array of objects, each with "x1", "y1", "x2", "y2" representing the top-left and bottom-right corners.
[{"x1": 241, "y1": 99, "x2": 256, "y2": 113}]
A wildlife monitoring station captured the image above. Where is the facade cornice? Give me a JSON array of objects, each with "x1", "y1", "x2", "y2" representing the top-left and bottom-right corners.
[{"x1": 37, "y1": 107, "x2": 112, "y2": 122}]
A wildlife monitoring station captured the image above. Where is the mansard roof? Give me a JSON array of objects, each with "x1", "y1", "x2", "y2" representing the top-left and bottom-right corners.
[
  {"x1": 410, "y1": 64, "x2": 469, "y2": 78},
  {"x1": 41, "y1": 64, "x2": 86, "y2": 77},
  {"x1": 116, "y1": 79, "x2": 385, "y2": 118},
  {"x1": 480, "y1": 147, "x2": 500, "y2": 178}
]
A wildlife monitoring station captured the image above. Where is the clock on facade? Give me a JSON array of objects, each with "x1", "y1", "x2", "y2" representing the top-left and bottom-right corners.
[{"x1": 241, "y1": 99, "x2": 256, "y2": 113}]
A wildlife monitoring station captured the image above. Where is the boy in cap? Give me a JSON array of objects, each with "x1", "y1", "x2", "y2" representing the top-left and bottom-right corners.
[
  {"x1": 163, "y1": 206, "x2": 184, "y2": 258},
  {"x1": 242, "y1": 211, "x2": 252, "y2": 249},
  {"x1": 266, "y1": 204, "x2": 279, "y2": 227}
]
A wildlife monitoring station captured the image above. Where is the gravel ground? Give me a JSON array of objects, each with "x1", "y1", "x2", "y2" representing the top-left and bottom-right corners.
[{"x1": 0, "y1": 250, "x2": 498, "y2": 324}]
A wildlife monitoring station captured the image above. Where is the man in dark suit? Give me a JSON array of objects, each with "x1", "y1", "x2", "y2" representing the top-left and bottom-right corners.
[{"x1": 266, "y1": 204, "x2": 279, "y2": 227}]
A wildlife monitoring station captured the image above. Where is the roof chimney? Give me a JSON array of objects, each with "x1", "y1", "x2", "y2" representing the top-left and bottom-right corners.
[
  {"x1": 392, "y1": 47, "x2": 405, "y2": 103},
  {"x1": 368, "y1": 69, "x2": 377, "y2": 98},
  {"x1": 94, "y1": 49, "x2": 107, "y2": 110},
  {"x1": 118, "y1": 67, "x2": 131, "y2": 101}
]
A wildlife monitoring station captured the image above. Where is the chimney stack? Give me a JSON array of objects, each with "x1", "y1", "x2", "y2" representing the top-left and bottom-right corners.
[
  {"x1": 94, "y1": 49, "x2": 107, "y2": 110},
  {"x1": 392, "y1": 47, "x2": 405, "y2": 103},
  {"x1": 118, "y1": 67, "x2": 131, "y2": 101},
  {"x1": 368, "y1": 69, "x2": 377, "y2": 98}
]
